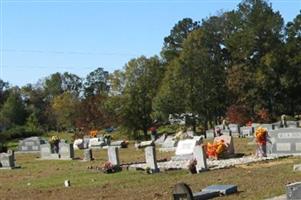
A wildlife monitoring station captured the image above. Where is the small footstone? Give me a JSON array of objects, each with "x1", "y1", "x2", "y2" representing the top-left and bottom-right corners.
[{"x1": 202, "y1": 185, "x2": 237, "y2": 195}]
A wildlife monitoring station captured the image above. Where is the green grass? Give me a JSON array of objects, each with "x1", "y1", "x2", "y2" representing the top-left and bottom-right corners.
[{"x1": 1, "y1": 138, "x2": 301, "y2": 199}]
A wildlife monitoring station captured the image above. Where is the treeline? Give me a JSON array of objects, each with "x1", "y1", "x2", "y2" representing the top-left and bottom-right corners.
[{"x1": 0, "y1": 0, "x2": 301, "y2": 140}]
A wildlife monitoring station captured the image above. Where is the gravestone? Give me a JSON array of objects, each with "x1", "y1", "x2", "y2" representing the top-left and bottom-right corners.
[
  {"x1": 83, "y1": 149, "x2": 93, "y2": 161},
  {"x1": 172, "y1": 183, "x2": 193, "y2": 200},
  {"x1": 73, "y1": 139, "x2": 84, "y2": 150},
  {"x1": 145, "y1": 146, "x2": 159, "y2": 173},
  {"x1": 108, "y1": 146, "x2": 120, "y2": 166},
  {"x1": 136, "y1": 140, "x2": 154, "y2": 149},
  {"x1": 175, "y1": 139, "x2": 198, "y2": 156},
  {"x1": 19, "y1": 137, "x2": 46, "y2": 152},
  {"x1": 206, "y1": 129, "x2": 215, "y2": 138},
  {"x1": 155, "y1": 134, "x2": 167, "y2": 145},
  {"x1": 221, "y1": 129, "x2": 231, "y2": 136},
  {"x1": 228, "y1": 124, "x2": 240, "y2": 137},
  {"x1": 89, "y1": 137, "x2": 105, "y2": 148},
  {"x1": 214, "y1": 135, "x2": 235, "y2": 155},
  {"x1": 0, "y1": 152, "x2": 15, "y2": 169},
  {"x1": 287, "y1": 182, "x2": 301, "y2": 200},
  {"x1": 59, "y1": 143, "x2": 74, "y2": 160},
  {"x1": 241, "y1": 126, "x2": 254, "y2": 137},
  {"x1": 261, "y1": 124, "x2": 274, "y2": 132},
  {"x1": 202, "y1": 185, "x2": 238, "y2": 195},
  {"x1": 40, "y1": 144, "x2": 52, "y2": 159},
  {"x1": 159, "y1": 136, "x2": 178, "y2": 152},
  {"x1": 193, "y1": 145, "x2": 207, "y2": 172},
  {"x1": 287, "y1": 121, "x2": 299, "y2": 128},
  {"x1": 267, "y1": 128, "x2": 301, "y2": 155},
  {"x1": 110, "y1": 140, "x2": 128, "y2": 148}
]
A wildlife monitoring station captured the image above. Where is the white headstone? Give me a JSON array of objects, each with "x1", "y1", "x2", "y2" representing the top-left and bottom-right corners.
[
  {"x1": 108, "y1": 146, "x2": 120, "y2": 166},
  {"x1": 175, "y1": 139, "x2": 197, "y2": 156},
  {"x1": 193, "y1": 145, "x2": 207, "y2": 172},
  {"x1": 145, "y1": 146, "x2": 159, "y2": 173}
]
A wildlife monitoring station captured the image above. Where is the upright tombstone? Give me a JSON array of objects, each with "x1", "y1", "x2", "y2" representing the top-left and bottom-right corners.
[
  {"x1": 287, "y1": 121, "x2": 299, "y2": 128},
  {"x1": 155, "y1": 134, "x2": 166, "y2": 145},
  {"x1": 83, "y1": 149, "x2": 93, "y2": 161},
  {"x1": 108, "y1": 146, "x2": 120, "y2": 166},
  {"x1": 159, "y1": 136, "x2": 178, "y2": 152},
  {"x1": 172, "y1": 139, "x2": 198, "y2": 161},
  {"x1": 193, "y1": 145, "x2": 207, "y2": 172},
  {"x1": 206, "y1": 129, "x2": 215, "y2": 139},
  {"x1": 59, "y1": 142, "x2": 74, "y2": 160},
  {"x1": 40, "y1": 143, "x2": 52, "y2": 159},
  {"x1": 0, "y1": 152, "x2": 14, "y2": 169},
  {"x1": 240, "y1": 126, "x2": 254, "y2": 137},
  {"x1": 228, "y1": 124, "x2": 240, "y2": 137},
  {"x1": 287, "y1": 182, "x2": 301, "y2": 200},
  {"x1": 19, "y1": 137, "x2": 46, "y2": 152},
  {"x1": 267, "y1": 128, "x2": 301, "y2": 155},
  {"x1": 214, "y1": 135, "x2": 235, "y2": 156},
  {"x1": 145, "y1": 146, "x2": 159, "y2": 173}
]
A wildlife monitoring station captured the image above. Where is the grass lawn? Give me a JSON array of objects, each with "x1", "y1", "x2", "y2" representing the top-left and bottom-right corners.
[{"x1": 1, "y1": 138, "x2": 301, "y2": 200}]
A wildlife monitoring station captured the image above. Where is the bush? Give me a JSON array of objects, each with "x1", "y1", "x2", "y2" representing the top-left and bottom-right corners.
[{"x1": 2, "y1": 125, "x2": 42, "y2": 140}]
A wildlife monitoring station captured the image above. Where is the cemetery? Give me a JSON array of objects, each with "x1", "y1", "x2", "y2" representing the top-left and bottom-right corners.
[
  {"x1": 1, "y1": 0, "x2": 301, "y2": 199},
  {"x1": 1, "y1": 121, "x2": 301, "y2": 199}
]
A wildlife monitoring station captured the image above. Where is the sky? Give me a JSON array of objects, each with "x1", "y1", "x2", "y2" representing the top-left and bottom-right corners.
[{"x1": 1, "y1": 0, "x2": 300, "y2": 86}]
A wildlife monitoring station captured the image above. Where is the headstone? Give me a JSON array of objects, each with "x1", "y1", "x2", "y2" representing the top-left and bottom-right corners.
[
  {"x1": 160, "y1": 136, "x2": 178, "y2": 152},
  {"x1": 59, "y1": 143, "x2": 74, "y2": 160},
  {"x1": 0, "y1": 153, "x2": 14, "y2": 168},
  {"x1": 64, "y1": 180, "x2": 71, "y2": 187},
  {"x1": 172, "y1": 183, "x2": 193, "y2": 200},
  {"x1": 221, "y1": 129, "x2": 231, "y2": 136},
  {"x1": 206, "y1": 129, "x2": 215, "y2": 138},
  {"x1": 175, "y1": 139, "x2": 197, "y2": 156},
  {"x1": 287, "y1": 182, "x2": 301, "y2": 200},
  {"x1": 145, "y1": 146, "x2": 159, "y2": 173},
  {"x1": 241, "y1": 126, "x2": 254, "y2": 137},
  {"x1": 228, "y1": 124, "x2": 240, "y2": 137},
  {"x1": 155, "y1": 134, "x2": 167, "y2": 145},
  {"x1": 73, "y1": 139, "x2": 84, "y2": 150},
  {"x1": 108, "y1": 146, "x2": 120, "y2": 166},
  {"x1": 89, "y1": 137, "x2": 105, "y2": 148},
  {"x1": 110, "y1": 140, "x2": 128, "y2": 148},
  {"x1": 287, "y1": 121, "x2": 299, "y2": 128},
  {"x1": 193, "y1": 191, "x2": 220, "y2": 200},
  {"x1": 136, "y1": 140, "x2": 154, "y2": 149},
  {"x1": 261, "y1": 124, "x2": 274, "y2": 132},
  {"x1": 267, "y1": 128, "x2": 301, "y2": 155},
  {"x1": 214, "y1": 135, "x2": 235, "y2": 155},
  {"x1": 202, "y1": 184, "x2": 238, "y2": 195},
  {"x1": 40, "y1": 144, "x2": 51, "y2": 159},
  {"x1": 193, "y1": 145, "x2": 207, "y2": 172},
  {"x1": 18, "y1": 137, "x2": 46, "y2": 152},
  {"x1": 83, "y1": 149, "x2": 93, "y2": 161}
]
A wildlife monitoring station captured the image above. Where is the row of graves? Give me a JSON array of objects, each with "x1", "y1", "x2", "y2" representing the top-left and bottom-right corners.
[{"x1": 205, "y1": 120, "x2": 300, "y2": 138}]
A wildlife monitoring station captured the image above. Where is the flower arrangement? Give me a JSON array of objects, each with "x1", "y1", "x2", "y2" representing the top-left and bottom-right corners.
[
  {"x1": 49, "y1": 135, "x2": 60, "y2": 144},
  {"x1": 255, "y1": 127, "x2": 267, "y2": 145},
  {"x1": 255, "y1": 127, "x2": 268, "y2": 157},
  {"x1": 89, "y1": 130, "x2": 98, "y2": 138},
  {"x1": 49, "y1": 135, "x2": 60, "y2": 153},
  {"x1": 101, "y1": 161, "x2": 121, "y2": 173},
  {"x1": 205, "y1": 140, "x2": 226, "y2": 159}
]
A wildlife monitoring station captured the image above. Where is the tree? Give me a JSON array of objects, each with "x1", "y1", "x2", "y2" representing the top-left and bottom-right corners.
[
  {"x1": 161, "y1": 18, "x2": 200, "y2": 62},
  {"x1": 0, "y1": 89, "x2": 26, "y2": 129},
  {"x1": 84, "y1": 67, "x2": 109, "y2": 97},
  {"x1": 121, "y1": 56, "x2": 164, "y2": 138},
  {"x1": 282, "y1": 12, "x2": 301, "y2": 115},
  {"x1": 51, "y1": 92, "x2": 79, "y2": 130},
  {"x1": 0, "y1": 79, "x2": 9, "y2": 106},
  {"x1": 225, "y1": 0, "x2": 285, "y2": 117},
  {"x1": 61, "y1": 72, "x2": 83, "y2": 98}
]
